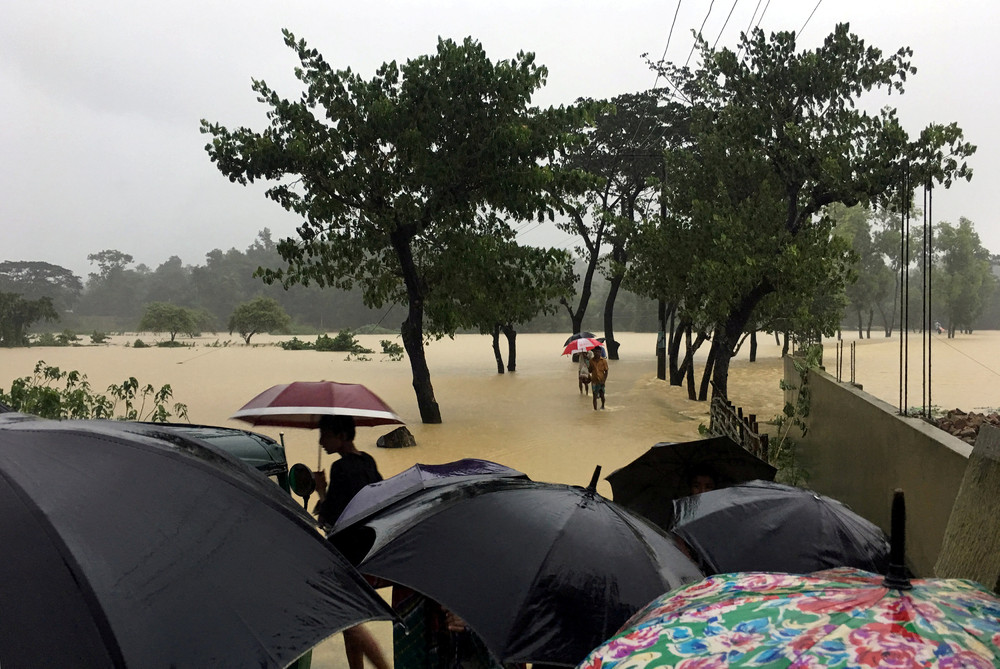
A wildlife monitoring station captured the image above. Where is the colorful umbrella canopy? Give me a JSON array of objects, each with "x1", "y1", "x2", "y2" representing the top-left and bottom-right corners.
[
  {"x1": 671, "y1": 480, "x2": 889, "y2": 575},
  {"x1": 230, "y1": 380, "x2": 404, "y2": 428},
  {"x1": 563, "y1": 337, "x2": 604, "y2": 356},
  {"x1": 356, "y1": 469, "x2": 704, "y2": 666},
  {"x1": 606, "y1": 436, "x2": 777, "y2": 530},
  {"x1": 0, "y1": 419, "x2": 395, "y2": 668},
  {"x1": 577, "y1": 567, "x2": 1000, "y2": 668}
]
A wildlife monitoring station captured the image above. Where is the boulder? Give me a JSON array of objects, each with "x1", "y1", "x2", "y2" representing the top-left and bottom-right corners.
[{"x1": 377, "y1": 426, "x2": 416, "y2": 449}]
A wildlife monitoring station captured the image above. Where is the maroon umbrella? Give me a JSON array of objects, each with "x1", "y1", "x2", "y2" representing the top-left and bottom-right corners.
[{"x1": 230, "y1": 381, "x2": 404, "y2": 428}]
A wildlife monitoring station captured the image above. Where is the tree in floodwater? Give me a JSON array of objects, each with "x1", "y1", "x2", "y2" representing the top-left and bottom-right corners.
[
  {"x1": 935, "y1": 217, "x2": 997, "y2": 336},
  {"x1": 429, "y1": 228, "x2": 574, "y2": 373},
  {"x1": 637, "y1": 24, "x2": 974, "y2": 401},
  {"x1": 0, "y1": 293, "x2": 59, "y2": 346},
  {"x1": 228, "y1": 296, "x2": 292, "y2": 344},
  {"x1": 203, "y1": 32, "x2": 595, "y2": 423}
]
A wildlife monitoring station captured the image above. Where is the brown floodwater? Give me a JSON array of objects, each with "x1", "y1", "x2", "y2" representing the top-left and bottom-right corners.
[{"x1": 3, "y1": 329, "x2": 998, "y2": 666}]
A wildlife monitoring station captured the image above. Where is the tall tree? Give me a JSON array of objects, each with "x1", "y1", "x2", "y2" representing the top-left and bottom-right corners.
[
  {"x1": 138, "y1": 302, "x2": 198, "y2": 342},
  {"x1": 0, "y1": 293, "x2": 59, "y2": 346},
  {"x1": 203, "y1": 32, "x2": 594, "y2": 422},
  {"x1": 935, "y1": 217, "x2": 997, "y2": 336},
  {"x1": 642, "y1": 25, "x2": 974, "y2": 400},
  {"x1": 0, "y1": 261, "x2": 83, "y2": 314}
]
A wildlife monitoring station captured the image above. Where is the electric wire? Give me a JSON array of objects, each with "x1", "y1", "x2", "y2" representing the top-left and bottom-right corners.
[
  {"x1": 798, "y1": 0, "x2": 824, "y2": 37},
  {"x1": 684, "y1": 0, "x2": 716, "y2": 69},
  {"x1": 712, "y1": 0, "x2": 741, "y2": 50}
]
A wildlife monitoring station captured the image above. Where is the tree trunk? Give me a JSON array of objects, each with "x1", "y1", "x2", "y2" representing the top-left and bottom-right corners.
[
  {"x1": 749, "y1": 330, "x2": 758, "y2": 362},
  {"x1": 394, "y1": 230, "x2": 441, "y2": 423},
  {"x1": 866, "y1": 309, "x2": 874, "y2": 339},
  {"x1": 709, "y1": 283, "x2": 772, "y2": 400},
  {"x1": 491, "y1": 325, "x2": 505, "y2": 374},
  {"x1": 698, "y1": 339, "x2": 718, "y2": 401},
  {"x1": 856, "y1": 307, "x2": 864, "y2": 338},
  {"x1": 685, "y1": 325, "x2": 698, "y2": 400},
  {"x1": 502, "y1": 324, "x2": 517, "y2": 372},
  {"x1": 781, "y1": 332, "x2": 790, "y2": 356},
  {"x1": 603, "y1": 273, "x2": 623, "y2": 360}
]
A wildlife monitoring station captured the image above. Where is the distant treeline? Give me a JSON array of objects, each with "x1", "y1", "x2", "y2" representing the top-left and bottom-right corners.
[{"x1": 1, "y1": 230, "x2": 660, "y2": 337}]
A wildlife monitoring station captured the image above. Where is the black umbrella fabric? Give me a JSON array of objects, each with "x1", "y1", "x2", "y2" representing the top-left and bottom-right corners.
[
  {"x1": 606, "y1": 435, "x2": 776, "y2": 530},
  {"x1": 671, "y1": 479, "x2": 890, "y2": 575},
  {"x1": 356, "y1": 472, "x2": 704, "y2": 666},
  {"x1": 563, "y1": 331, "x2": 597, "y2": 346},
  {"x1": 0, "y1": 419, "x2": 394, "y2": 669}
]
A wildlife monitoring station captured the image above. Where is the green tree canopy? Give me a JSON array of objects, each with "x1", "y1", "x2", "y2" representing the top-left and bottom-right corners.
[
  {"x1": 228, "y1": 296, "x2": 292, "y2": 344},
  {"x1": 138, "y1": 302, "x2": 198, "y2": 342},
  {"x1": 936, "y1": 217, "x2": 996, "y2": 336},
  {"x1": 632, "y1": 24, "x2": 974, "y2": 400},
  {"x1": 0, "y1": 292, "x2": 59, "y2": 346},
  {"x1": 0, "y1": 261, "x2": 83, "y2": 314},
  {"x1": 203, "y1": 32, "x2": 596, "y2": 422}
]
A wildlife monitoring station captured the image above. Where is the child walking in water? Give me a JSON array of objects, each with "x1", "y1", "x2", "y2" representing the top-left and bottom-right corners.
[{"x1": 588, "y1": 347, "x2": 609, "y2": 410}]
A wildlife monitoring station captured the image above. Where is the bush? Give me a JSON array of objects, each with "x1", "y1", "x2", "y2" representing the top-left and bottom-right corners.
[
  {"x1": 90, "y1": 331, "x2": 110, "y2": 344},
  {"x1": 156, "y1": 340, "x2": 189, "y2": 348},
  {"x1": 315, "y1": 331, "x2": 373, "y2": 354},
  {"x1": 132, "y1": 339, "x2": 149, "y2": 348},
  {"x1": 380, "y1": 339, "x2": 405, "y2": 361},
  {"x1": 0, "y1": 360, "x2": 188, "y2": 422},
  {"x1": 279, "y1": 336, "x2": 314, "y2": 351}
]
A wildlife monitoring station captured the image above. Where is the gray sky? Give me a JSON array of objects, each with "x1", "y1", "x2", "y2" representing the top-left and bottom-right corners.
[{"x1": 2, "y1": 1, "x2": 996, "y2": 279}]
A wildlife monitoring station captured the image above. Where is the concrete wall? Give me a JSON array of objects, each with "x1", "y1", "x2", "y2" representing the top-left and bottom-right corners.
[{"x1": 783, "y1": 356, "x2": 972, "y2": 577}]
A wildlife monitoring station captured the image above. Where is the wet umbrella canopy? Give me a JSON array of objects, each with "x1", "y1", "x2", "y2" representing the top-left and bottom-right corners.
[
  {"x1": 562, "y1": 337, "x2": 605, "y2": 356},
  {"x1": 606, "y1": 436, "x2": 776, "y2": 530},
  {"x1": 0, "y1": 419, "x2": 394, "y2": 668},
  {"x1": 332, "y1": 458, "x2": 528, "y2": 534},
  {"x1": 579, "y1": 493, "x2": 1000, "y2": 668},
  {"x1": 355, "y1": 470, "x2": 703, "y2": 666},
  {"x1": 231, "y1": 380, "x2": 404, "y2": 428},
  {"x1": 671, "y1": 479, "x2": 889, "y2": 575}
]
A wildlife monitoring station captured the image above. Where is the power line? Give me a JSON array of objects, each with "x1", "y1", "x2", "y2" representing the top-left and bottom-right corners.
[
  {"x1": 712, "y1": 0, "x2": 741, "y2": 49},
  {"x1": 653, "y1": 0, "x2": 685, "y2": 89},
  {"x1": 684, "y1": 0, "x2": 716, "y2": 69},
  {"x1": 798, "y1": 0, "x2": 823, "y2": 37},
  {"x1": 736, "y1": 0, "x2": 763, "y2": 58}
]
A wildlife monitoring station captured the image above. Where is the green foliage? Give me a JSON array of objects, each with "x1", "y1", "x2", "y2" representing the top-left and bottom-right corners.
[
  {"x1": 627, "y1": 24, "x2": 974, "y2": 400},
  {"x1": 90, "y1": 331, "x2": 110, "y2": 344},
  {"x1": 155, "y1": 340, "x2": 190, "y2": 348},
  {"x1": 771, "y1": 344, "x2": 823, "y2": 485},
  {"x1": 0, "y1": 292, "x2": 59, "y2": 346},
  {"x1": 935, "y1": 217, "x2": 997, "y2": 335},
  {"x1": 138, "y1": 302, "x2": 199, "y2": 342},
  {"x1": 0, "y1": 360, "x2": 188, "y2": 422},
  {"x1": 0, "y1": 261, "x2": 83, "y2": 314},
  {"x1": 132, "y1": 338, "x2": 148, "y2": 348},
  {"x1": 228, "y1": 296, "x2": 291, "y2": 344},
  {"x1": 315, "y1": 331, "x2": 373, "y2": 354},
  {"x1": 202, "y1": 31, "x2": 598, "y2": 422},
  {"x1": 278, "y1": 336, "x2": 313, "y2": 350},
  {"x1": 380, "y1": 339, "x2": 405, "y2": 361}
]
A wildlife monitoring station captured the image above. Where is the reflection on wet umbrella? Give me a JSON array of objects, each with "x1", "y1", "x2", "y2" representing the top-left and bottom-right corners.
[
  {"x1": 355, "y1": 467, "x2": 703, "y2": 666},
  {"x1": 671, "y1": 479, "x2": 889, "y2": 575},
  {"x1": 579, "y1": 491, "x2": 1000, "y2": 668},
  {"x1": 0, "y1": 419, "x2": 395, "y2": 668},
  {"x1": 330, "y1": 458, "x2": 528, "y2": 563},
  {"x1": 606, "y1": 435, "x2": 777, "y2": 530}
]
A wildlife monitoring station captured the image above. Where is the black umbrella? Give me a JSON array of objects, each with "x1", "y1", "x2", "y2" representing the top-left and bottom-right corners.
[
  {"x1": 606, "y1": 435, "x2": 777, "y2": 530},
  {"x1": 355, "y1": 468, "x2": 704, "y2": 666},
  {"x1": 564, "y1": 331, "x2": 597, "y2": 346},
  {"x1": 671, "y1": 479, "x2": 890, "y2": 575},
  {"x1": 0, "y1": 419, "x2": 395, "y2": 668}
]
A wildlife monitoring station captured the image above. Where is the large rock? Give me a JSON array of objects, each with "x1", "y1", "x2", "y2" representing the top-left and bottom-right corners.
[{"x1": 376, "y1": 426, "x2": 416, "y2": 449}]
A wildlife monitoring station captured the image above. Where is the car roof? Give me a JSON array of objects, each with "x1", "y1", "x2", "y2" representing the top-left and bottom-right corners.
[{"x1": 140, "y1": 423, "x2": 288, "y2": 476}]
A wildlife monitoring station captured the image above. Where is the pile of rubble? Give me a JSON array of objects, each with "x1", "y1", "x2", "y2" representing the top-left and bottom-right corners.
[{"x1": 934, "y1": 409, "x2": 1000, "y2": 445}]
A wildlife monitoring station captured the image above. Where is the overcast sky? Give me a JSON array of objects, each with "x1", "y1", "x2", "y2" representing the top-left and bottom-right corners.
[{"x1": 2, "y1": 1, "x2": 996, "y2": 279}]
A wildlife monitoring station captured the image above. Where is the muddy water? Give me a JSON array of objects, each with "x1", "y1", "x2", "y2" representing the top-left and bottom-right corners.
[{"x1": 3, "y1": 330, "x2": 998, "y2": 667}]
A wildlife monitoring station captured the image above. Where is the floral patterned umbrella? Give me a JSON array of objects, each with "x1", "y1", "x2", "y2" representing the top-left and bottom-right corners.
[
  {"x1": 577, "y1": 568, "x2": 1000, "y2": 668},
  {"x1": 579, "y1": 492, "x2": 1000, "y2": 668}
]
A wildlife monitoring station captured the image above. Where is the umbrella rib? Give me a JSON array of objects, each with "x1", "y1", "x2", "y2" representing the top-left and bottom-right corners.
[{"x1": 0, "y1": 465, "x2": 128, "y2": 668}]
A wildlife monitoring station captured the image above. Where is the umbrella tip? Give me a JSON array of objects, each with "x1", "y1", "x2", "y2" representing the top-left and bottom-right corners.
[
  {"x1": 881, "y1": 489, "x2": 912, "y2": 590},
  {"x1": 587, "y1": 465, "x2": 602, "y2": 492}
]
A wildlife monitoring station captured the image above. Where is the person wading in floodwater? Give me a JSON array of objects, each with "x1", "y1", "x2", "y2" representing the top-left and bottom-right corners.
[{"x1": 588, "y1": 347, "x2": 609, "y2": 411}]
